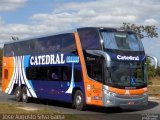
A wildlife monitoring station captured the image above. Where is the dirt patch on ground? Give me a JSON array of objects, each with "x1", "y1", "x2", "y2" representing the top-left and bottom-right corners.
[{"x1": 16, "y1": 107, "x2": 39, "y2": 111}]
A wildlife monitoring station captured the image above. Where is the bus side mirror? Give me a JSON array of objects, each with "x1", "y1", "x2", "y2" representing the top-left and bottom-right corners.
[
  {"x1": 146, "y1": 55, "x2": 159, "y2": 69},
  {"x1": 86, "y1": 50, "x2": 111, "y2": 67}
]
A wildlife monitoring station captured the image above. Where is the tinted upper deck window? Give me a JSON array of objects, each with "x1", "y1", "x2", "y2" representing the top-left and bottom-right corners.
[{"x1": 78, "y1": 28, "x2": 101, "y2": 50}]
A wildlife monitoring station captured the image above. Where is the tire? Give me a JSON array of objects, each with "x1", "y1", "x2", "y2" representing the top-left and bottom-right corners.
[
  {"x1": 22, "y1": 87, "x2": 30, "y2": 103},
  {"x1": 73, "y1": 90, "x2": 86, "y2": 111},
  {"x1": 14, "y1": 86, "x2": 22, "y2": 102}
]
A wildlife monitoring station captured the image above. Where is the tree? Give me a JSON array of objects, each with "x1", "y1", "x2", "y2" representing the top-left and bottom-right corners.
[
  {"x1": 146, "y1": 58, "x2": 156, "y2": 79},
  {"x1": 155, "y1": 66, "x2": 160, "y2": 76},
  {"x1": 0, "y1": 48, "x2": 3, "y2": 79},
  {"x1": 11, "y1": 36, "x2": 19, "y2": 40},
  {"x1": 121, "y1": 23, "x2": 158, "y2": 39}
]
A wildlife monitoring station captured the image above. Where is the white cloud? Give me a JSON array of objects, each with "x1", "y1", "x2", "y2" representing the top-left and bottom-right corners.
[
  {"x1": 144, "y1": 19, "x2": 158, "y2": 25},
  {"x1": 78, "y1": 9, "x2": 96, "y2": 17},
  {"x1": 0, "y1": 0, "x2": 27, "y2": 12},
  {"x1": 0, "y1": 0, "x2": 160, "y2": 45},
  {"x1": 29, "y1": 0, "x2": 160, "y2": 29}
]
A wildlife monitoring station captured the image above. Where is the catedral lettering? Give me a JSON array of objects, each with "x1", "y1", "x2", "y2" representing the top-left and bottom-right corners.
[
  {"x1": 30, "y1": 54, "x2": 79, "y2": 65},
  {"x1": 2, "y1": 27, "x2": 158, "y2": 111},
  {"x1": 30, "y1": 54, "x2": 65, "y2": 65},
  {"x1": 117, "y1": 55, "x2": 139, "y2": 61}
]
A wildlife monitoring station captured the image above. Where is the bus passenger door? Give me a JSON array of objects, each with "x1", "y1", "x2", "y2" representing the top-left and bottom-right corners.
[{"x1": 86, "y1": 57, "x2": 103, "y2": 106}]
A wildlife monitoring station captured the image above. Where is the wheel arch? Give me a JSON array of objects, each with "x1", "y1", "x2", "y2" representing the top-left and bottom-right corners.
[{"x1": 72, "y1": 87, "x2": 82, "y2": 101}]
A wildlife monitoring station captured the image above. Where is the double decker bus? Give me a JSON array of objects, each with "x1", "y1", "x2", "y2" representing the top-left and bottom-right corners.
[{"x1": 2, "y1": 27, "x2": 150, "y2": 110}]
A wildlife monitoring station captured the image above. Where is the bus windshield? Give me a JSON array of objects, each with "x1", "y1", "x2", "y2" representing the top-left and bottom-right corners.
[
  {"x1": 101, "y1": 31, "x2": 144, "y2": 51},
  {"x1": 106, "y1": 61, "x2": 147, "y2": 89}
]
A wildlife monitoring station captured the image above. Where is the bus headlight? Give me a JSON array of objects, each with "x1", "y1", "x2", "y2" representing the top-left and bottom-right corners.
[
  {"x1": 103, "y1": 89, "x2": 117, "y2": 97},
  {"x1": 110, "y1": 92, "x2": 116, "y2": 97}
]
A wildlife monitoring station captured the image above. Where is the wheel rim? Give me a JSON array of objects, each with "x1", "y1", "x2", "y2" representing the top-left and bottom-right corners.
[
  {"x1": 16, "y1": 90, "x2": 20, "y2": 97},
  {"x1": 76, "y1": 95, "x2": 82, "y2": 106},
  {"x1": 22, "y1": 92, "x2": 27, "y2": 100}
]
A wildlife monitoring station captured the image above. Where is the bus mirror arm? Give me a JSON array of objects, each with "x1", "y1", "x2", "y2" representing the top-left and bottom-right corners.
[
  {"x1": 146, "y1": 54, "x2": 159, "y2": 69},
  {"x1": 86, "y1": 50, "x2": 111, "y2": 67}
]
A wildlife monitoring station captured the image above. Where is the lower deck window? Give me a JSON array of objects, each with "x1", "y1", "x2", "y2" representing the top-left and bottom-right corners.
[{"x1": 26, "y1": 66, "x2": 82, "y2": 82}]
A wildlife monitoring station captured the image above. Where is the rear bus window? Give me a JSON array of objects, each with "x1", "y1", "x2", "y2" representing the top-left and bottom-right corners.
[{"x1": 4, "y1": 69, "x2": 8, "y2": 79}]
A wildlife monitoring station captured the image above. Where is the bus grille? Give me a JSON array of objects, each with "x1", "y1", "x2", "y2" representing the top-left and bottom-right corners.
[{"x1": 116, "y1": 94, "x2": 146, "y2": 99}]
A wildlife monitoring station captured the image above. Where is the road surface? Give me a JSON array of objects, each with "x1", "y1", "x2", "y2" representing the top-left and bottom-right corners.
[{"x1": 0, "y1": 91, "x2": 160, "y2": 120}]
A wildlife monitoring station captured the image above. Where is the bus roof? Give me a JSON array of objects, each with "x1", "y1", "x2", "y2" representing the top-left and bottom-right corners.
[{"x1": 4, "y1": 27, "x2": 135, "y2": 45}]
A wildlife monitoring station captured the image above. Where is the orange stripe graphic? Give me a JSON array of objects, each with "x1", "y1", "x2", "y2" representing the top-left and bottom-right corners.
[
  {"x1": 2, "y1": 57, "x2": 14, "y2": 92},
  {"x1": 108, "y1": 86, "x2": 147, "y2": 95},
  {"x1": 74, "y1": 32, "x2": 103, "y2": 106}
]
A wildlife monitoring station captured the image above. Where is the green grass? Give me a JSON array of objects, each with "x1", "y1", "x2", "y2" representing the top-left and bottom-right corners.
[
  {"x1": 149, "y1": 76, "x2": 160, "y2": 85},
  {"x1": 0, "y1": 102, "x2": 63, "y2": 114},
  {"x1": 148, "y1": 76, "x2": 160, "y2": 97},
  {"x1": 0, "y1": 102, "x2": 82, "y2": 120},
  {"x1": 148, "y1": 86, "x2": 160, "y2": 97}
]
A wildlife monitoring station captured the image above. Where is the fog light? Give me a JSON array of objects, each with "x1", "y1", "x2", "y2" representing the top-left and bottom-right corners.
[
  {"x1": 106, "y1": 100, "x2": 110, "y2": 104},
  {"x1": 103, "y1": 90, "x2": 117, "y2": 97}
]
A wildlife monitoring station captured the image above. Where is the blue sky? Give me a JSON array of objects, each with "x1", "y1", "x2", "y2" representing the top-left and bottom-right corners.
[
  {"x1": 0, "y1": 0, "x2": 160, "y2": 64},
  {"x1": 0, "y1": 0, "x2": 56, "y2": 24}
]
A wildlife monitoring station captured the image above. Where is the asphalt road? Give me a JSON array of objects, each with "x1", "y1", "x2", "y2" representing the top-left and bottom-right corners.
[{"x1": 0, "y1": 91, "x2": 160, "y2": 120}]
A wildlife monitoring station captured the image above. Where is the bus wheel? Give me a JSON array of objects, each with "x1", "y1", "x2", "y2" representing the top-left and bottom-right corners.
[
  {"x1": 14, "y1": 87, "x2": 22, "y2": 102},
  {"x1": 74, "y1": 90, "x2": 85, "y2": 111},
  {"x1": 22, "y1": 87, "x2": 29, "y2": 103}
]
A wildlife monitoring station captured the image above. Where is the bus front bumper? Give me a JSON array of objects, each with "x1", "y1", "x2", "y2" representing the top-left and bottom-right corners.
[{"x1": 103, "y1": 91, "x2": 148, "y2": 107}]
